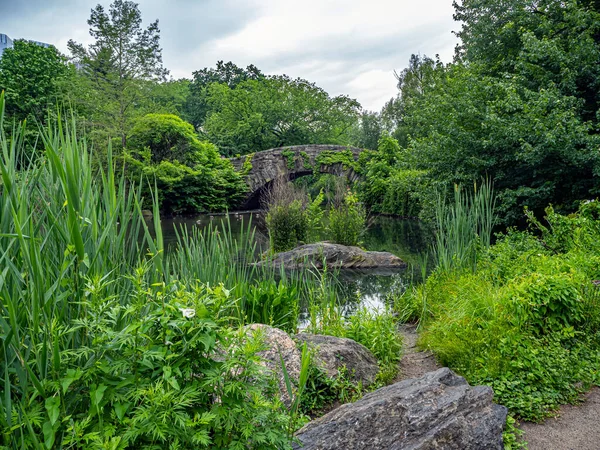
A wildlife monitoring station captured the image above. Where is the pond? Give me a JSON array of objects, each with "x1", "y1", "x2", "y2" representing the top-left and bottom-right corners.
[{"x1": 157, "y1": 212, "x2": 431, "y2": 316}]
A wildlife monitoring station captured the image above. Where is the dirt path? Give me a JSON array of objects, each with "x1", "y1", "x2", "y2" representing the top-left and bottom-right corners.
[
  {"x1": 520, "y1": 388, "x2": 600, "y2": 450},
  {"x1": 395, "y1": 323, "x2": 441, "y2": 381}
]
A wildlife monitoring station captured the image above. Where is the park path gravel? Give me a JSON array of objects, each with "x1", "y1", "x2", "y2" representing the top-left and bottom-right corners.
[{"x1": 520, "y1": 388, "x2": 600, "y2": 450}]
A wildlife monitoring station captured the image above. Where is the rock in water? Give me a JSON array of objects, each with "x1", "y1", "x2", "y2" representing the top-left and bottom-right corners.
[
  {"x1": 294, "y1": 333, "x2": 379, "y2": 388},
  {"x1": 256, "y1": 242, "x2": 407, "y2": 270},
  {"x1": 293, "y1": 368, "x2": 507, "y2": 450}
]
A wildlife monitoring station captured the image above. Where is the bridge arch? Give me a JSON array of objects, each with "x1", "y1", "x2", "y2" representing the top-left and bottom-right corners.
[{"x1": 229, "y1": 145, "x2": 364, "y2": 209}]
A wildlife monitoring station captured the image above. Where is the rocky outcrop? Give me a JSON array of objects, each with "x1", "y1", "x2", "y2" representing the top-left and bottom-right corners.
[
  {"x1": 256, "y1": 242, "x2": 407, "y2": 270},
  {"x1": 294, "y1": 333, "x2": 379, "y2": 388},
  {"x1": 293, "y1": 368, "x2": 507, "y2": 450}
]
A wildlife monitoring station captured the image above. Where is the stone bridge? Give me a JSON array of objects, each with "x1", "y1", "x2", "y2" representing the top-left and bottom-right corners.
[{"x1": 229, "y1": 145, "x2": 364, "y2": 209}]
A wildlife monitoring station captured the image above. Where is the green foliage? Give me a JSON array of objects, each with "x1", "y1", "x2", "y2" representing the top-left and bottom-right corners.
[
  {"x1": 203, "y1": 76, "x2": 360, "y2": 156},
  {"x1": 299, "y1": 364, "x2": 363, "y2": 416},
  {"x1": 0, "y1": 94, "x2": 297, "y2": 448},
  {"x1": 328, "y1": 191, "x2": 367, "y2": 246},
  {"x1": 241, "y1": 153, "x2": 254, "y2": 176},
  {"x1": 400, "y1": 201, "x2": 600, "y2": 421},
  {"x1": 355, "y1": 135, "x2": 426, "y2": 217},
  {"x1": 125, "y1": 113, "x2": 246, "y2": 214},
  {"x1": 0, "y1": 40, "x2": 70, "y2": 123},
  {"x1": 385, "y1": 0, "x2": 600, "y2": 224},
  {"x1": 345, "y1": 308, "x2": 403, "y2": 384},
  {"x1": 267, "y1": 200, "x2": 308, "y2": 252},
  {"x1": 281, "y1": 149, "x2": 296, "y2": 170},
  {"x1": 315, "y1": 149, "x2": 357, "y2": 170},
  {"x1": 246, "y1": 279, "x2": 300, "y2": 333}
]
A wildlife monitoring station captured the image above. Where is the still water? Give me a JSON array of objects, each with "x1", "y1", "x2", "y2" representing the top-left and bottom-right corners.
[{"x1": 158, "y1": 212, "x2": 430, "y2": 313}]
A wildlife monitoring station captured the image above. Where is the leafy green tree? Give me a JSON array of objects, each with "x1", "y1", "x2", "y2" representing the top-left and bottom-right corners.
[
  {"x1": 381, "y1": 54, "x2": 445, "y2": 146},
  {"x1": 127, "y1": 113, "x2": 210, "y2": 164},
  {"x1": 204, "y1": 75, "x2": 361, "y2": 156},
  {"x1": 350, "y1": 111, "x2": 383, "y2": 150},
  {"x1": 0, "y1": 40, "x2": 70, "y2": 123},
  {"x1": 125, "y1": 114, "x2": 246, "y2": 213},
  {"x1": 406, "y1": 64, "x2": 598, "y2": 223},
  {"x1": 185, "y1": 61, "x2": 264, "y2": 128},
  {"x1": 68, "y1": 0, "x2": 168, "y2": 146}
]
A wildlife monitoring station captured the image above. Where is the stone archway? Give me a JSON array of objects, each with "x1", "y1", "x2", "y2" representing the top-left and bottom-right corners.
[{"x1": 229, "y1": 145, "x2": 363, "y2": 209}]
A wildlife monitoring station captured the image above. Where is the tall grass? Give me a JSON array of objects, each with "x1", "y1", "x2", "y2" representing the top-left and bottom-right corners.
[
  {"x1": 0, "y1": 93, "x2": 162, "y2": 444},
  {"x1": 432, "y1": 180, "x2": 496, "y2": 272}
]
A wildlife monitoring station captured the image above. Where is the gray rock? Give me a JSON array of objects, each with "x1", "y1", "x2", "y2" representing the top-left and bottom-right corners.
[
  {"x1": 294, "y1": 333, "x2": 379, "y2": 388},
  {"x1": 293, "y1": 367, "x2": 507, "y2": 450},
  {"x1": 257, "y1": 242, "x2": 407, "y2": 270},
  {"x1": 245, "y1": 324, "x2": 301, "y2": 405}
]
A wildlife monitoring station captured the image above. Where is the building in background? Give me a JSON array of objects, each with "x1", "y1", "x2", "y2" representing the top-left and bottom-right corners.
[
  {"x1": 0, "y1": 34, "x2": 13, "y2": 57},
  {"x1": 0, "y1": 33, "x2": 51, "y2": 57}
]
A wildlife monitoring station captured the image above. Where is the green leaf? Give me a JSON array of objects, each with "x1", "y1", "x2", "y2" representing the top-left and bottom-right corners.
[
  {"x1": 45, "y1": 397, "x2": 60, "y2": 426},
  {"x1": 42, "y1": 420, "x2": 55, "y2": 449}
]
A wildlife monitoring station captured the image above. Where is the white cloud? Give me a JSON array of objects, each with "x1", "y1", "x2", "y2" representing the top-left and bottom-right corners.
[{"x1": 0, "y1": 0, "x2": 459, "y2": 110}]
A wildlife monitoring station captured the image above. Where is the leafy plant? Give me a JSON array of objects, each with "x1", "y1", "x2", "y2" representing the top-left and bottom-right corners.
[{"x1": 327, "y1": 190, "x2": 367, "y2": 246}]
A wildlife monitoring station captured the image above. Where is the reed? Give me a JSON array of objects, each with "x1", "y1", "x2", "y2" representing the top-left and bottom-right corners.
[
  {"x1": 0, "y1": 93, "x2": 160, "y2": 444},
  {"x1": 432, "y1": 180, "x2": 496, "y2": 273}
]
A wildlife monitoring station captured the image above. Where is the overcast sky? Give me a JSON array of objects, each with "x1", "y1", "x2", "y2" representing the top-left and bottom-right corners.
[{"x1": 0, "y1": 0, "x2": 459, "y2": 111}]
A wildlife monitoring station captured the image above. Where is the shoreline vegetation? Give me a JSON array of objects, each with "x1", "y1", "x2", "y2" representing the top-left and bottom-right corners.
[{"x1": 1, "y1": 0, "x2": 600, "y2": 447}]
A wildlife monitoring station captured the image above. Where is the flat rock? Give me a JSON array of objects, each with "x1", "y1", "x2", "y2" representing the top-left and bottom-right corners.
[
  {"x1": 257, "y1": 242, "x2": 407, "y2": 270},
  {"x1": 294, "y1": 333, "x2": 379, "y2": 388},
  {"x1": 293, "y1": 367, "x2": 507, "y2": 450}
]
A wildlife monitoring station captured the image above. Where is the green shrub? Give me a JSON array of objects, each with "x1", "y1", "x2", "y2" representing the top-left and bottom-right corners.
[
  {"x1": 267, "y1": 200, "x2": 308, "y2": 252},
  {"x1": 327, "y1": 190, "x2": 366, "y2": 246},
  {"x1": 125, "y1": 113, "x2": 247, "y2": 214},
  {"x1": 405, "y1": 201, "x2": 600, "y2": 421},
  {"x1": 264, "y1": 181, "x2": 331, "y2": 253}
]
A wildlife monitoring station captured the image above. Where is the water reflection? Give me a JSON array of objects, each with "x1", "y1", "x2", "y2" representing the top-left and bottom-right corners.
[{"x1": 157, "y1": 212, "x2": 430, "y2": 312}]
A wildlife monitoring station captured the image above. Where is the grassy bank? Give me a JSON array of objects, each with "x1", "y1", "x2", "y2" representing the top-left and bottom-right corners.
[{"x1": 397, "y1": 189, "x2": 600, "y2": 428}]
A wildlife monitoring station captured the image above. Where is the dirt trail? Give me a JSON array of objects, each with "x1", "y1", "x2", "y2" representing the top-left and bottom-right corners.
[
  {"x1": 520, "y1": 388, "x2": 600, "y2": 450},
  {"x1": 395, "y1": 323, "x2": 441, "y2": 382}
]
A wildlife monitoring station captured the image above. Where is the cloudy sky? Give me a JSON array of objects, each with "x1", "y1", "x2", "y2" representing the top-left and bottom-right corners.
[{"x1": 0, "y1": 0, "x2": 459, "y2": 111}]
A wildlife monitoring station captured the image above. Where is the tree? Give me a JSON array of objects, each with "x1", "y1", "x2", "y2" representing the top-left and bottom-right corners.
[
  {"x1": 0, "y1": 40, "x2": 70, "y2": 123},
  {"x1": 125, "y1": 113, "x2": 247, "y2": 213},
  {"x1": 382, "y1": 54, "x2": 445, "y2": 146},
  {"x1": 350, "y1": 111, "x2": 383, "y2": 150},
  {"x1": 68, "y1": 0, "x2": 168, "y2": 146},
  {"x1": 127, "y1": 113, "x2": 217, "y2": 164},
  {"x1": 184, "y1": 61, "x2": 264, "y2": 129},
  {"x1": 203, "y1": 75, "x2": 361, "y2": 156}
]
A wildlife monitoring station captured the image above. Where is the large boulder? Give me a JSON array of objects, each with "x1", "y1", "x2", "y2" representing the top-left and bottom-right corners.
[
  {"x1": 293, "y1": 368, "x2": 507, "y2": 450},
  {"x1": 256, "y1": 242, "x2": 407, "y2": 270},
  {"x1": 294, "y1": 333, "x2": 379, "y2": 388},
  {"x1": 245, "y1": 324, "x2": 301, "y2": 405}
]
